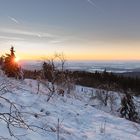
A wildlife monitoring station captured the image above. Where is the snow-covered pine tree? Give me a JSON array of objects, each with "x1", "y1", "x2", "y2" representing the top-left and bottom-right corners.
[{"x1": 120, "y1": 92, "x2": 139, "y2": 122}]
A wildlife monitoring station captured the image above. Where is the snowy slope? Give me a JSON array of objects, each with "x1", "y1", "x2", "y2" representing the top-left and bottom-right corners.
[{"x1": 0, "y1": 77, "x2": 140, "y2": 140}]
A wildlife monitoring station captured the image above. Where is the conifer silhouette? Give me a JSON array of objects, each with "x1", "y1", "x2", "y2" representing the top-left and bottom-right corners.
[{"x1": 2, "y1": 46, "x2": 19, "y2": 77}]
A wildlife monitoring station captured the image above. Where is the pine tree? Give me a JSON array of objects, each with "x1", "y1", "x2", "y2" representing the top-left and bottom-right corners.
[
  {"x1": 2, "y1": 47, "x2": 20, "y2": 77},
  {"x1": 42, "y1": 62, "x2": 53, "y2": 81},
  {"x1": 120, "y1": 92, "x2": 138, "y2": 122}
]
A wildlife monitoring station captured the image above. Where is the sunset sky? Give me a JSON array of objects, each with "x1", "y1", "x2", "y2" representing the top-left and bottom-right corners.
[{"x1": 0, "y1": 0, "x2": 140, "y2": 60}]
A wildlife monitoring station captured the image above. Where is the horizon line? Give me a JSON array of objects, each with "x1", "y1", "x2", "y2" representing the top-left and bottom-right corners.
[{"x1": 19, "y1": 59, "x2": 140, "y2": 62}]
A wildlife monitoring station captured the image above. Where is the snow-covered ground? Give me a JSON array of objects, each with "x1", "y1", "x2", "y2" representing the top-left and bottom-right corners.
[{"x1": 0, "y1": 76, "x2": 140, "y2": 140}]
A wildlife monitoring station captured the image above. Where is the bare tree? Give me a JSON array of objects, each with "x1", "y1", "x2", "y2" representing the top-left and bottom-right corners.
[
  {"x1": 0, "y1": 78, "x2": 56, "y2": 139},
  {"x1": 0, "y1": 96, "x2": 30, "y2": 139},
  {"x1": 41, "y1": 53, "x2": 75, "y2": 101}
]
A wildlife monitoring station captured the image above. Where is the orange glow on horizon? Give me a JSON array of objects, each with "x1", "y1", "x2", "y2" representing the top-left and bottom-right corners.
[{"x1": 17, "y1": 53, "x2": 140, "y2": 61}]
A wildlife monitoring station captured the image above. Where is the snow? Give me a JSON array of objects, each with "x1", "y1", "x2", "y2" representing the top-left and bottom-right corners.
[{"x1": 0, "y1": 76, "x2": 140, "y2": 140}]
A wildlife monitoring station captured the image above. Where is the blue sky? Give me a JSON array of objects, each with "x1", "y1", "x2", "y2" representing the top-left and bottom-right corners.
[{"x1": 0, "y1": 0, "x2": 140, "y2": 60}]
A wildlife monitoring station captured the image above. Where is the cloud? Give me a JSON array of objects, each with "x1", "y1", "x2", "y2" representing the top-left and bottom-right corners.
[
  {"x1": 0, "y1": 28, "x2": 55, "y2": 38},
  {"x1": 8, "y1": 16, "x2": 19, "y2": 24},
  {"x1": 0, "y1": 27, "x2": 74, "y2": 45},
  {"x1": 0, "y1": 36, "x2": 24, "y2": 41},
  {"x1": 87, "y1": 0, "x2": 97, "y2": 8}
]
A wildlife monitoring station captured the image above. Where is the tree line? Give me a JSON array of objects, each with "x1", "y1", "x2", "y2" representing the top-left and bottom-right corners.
[{"x1": 72, "y1": 70, "x2": 140, "y2": 96}]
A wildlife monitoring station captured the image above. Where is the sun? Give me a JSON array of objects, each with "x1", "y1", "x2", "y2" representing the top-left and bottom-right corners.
[{"x1": 14, "y1": 57, "x2": 20, "y2": 63}]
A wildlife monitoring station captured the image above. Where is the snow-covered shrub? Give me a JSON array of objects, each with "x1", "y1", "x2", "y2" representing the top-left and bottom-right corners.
[
  {"x1": 95, "y1": 89, "x2": 109, "y2": 106},
  {"x1": 108, "y1": 92, "x2": 118, "y2": 112}
]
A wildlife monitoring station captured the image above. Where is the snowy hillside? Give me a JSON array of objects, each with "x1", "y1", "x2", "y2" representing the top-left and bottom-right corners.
[{"x1": 0, "y1": 76, "x2": 140, "y2": 140}]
